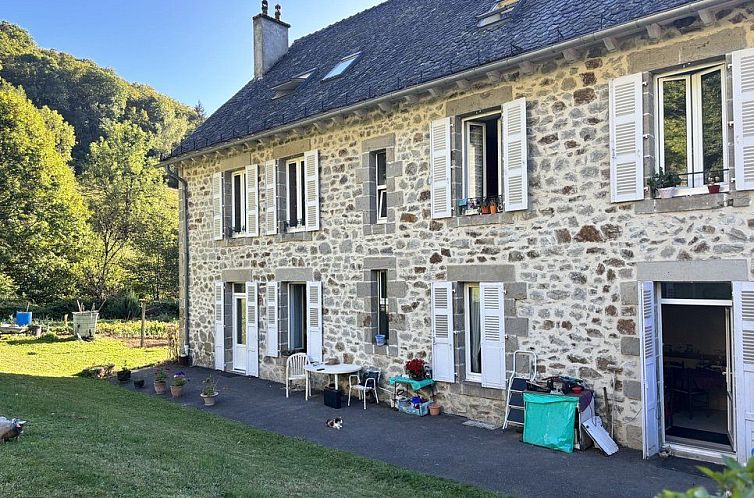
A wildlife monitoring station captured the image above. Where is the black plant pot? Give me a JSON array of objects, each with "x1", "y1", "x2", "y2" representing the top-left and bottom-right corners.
[
  {"x1": 133, "y1": 379, "x2": 145, "y2": 389},
  {"x1": 178, "y1": 355, "x2": 191, "y2": 367},
  {"x1": 117, "y1": 371, "x2": 131, "y2": 382}
]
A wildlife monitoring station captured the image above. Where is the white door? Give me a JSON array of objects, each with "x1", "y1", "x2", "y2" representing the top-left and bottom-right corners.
[
  {"x1": 640, "y1": 281, "x2": 660, "y2": 458},
  {"x1": 726, "y1": 308, "x2": 736, "y2": 450},
  {"x1": 232, "y1": 289, "x2": 247, "y2": 372},
  {"x1": 733, "y1": 282, "x2": 754, "y2": 463}
]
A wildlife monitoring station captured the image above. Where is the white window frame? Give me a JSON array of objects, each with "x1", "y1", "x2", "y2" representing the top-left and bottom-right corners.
[
  {"x1": 375, "y1": 150, "x2": 388, "y2": 224},
  {"x1": 464, "y1": 283, "x2": 482, "y2": 384},
  {"x1": 285, "y1": 156, "x2": 306, "y2": 232},
  {"x1": 231, "y1": 170, "x2": 247, "y2": 235},
  {"x1": 461, "y1": 112, "x2": 503, "y2": 203},
  {"x1": 376, "y1": 270, "x2": 389, "y2": 340},
  {"x1": 655, "y1": 63, "x2": 729, "y2": 194},
  {"x1": 288, "y1": 282, "x2": 307, "y2": 352},
  {"x1": 232, "y1": 284, "x2": 247, "y2": 348}
]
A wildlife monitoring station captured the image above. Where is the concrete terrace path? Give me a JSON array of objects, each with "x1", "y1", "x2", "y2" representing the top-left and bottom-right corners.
[{"x1": 127, "y1": 365, "x2": 715, "y2": 498}]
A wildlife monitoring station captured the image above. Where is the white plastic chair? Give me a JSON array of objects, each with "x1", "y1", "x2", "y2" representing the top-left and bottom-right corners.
[
  {"x1": 348, "y1": 368, "x2": 380, "y2": 409},
  {"x1": 285, "y1": 353, "x2": 310, "y2": 398}
]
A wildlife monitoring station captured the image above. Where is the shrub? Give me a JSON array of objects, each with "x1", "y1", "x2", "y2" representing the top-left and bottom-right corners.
[
  {"x1": 96, "y1": 320, "x2": 177, "y2": 339},
  {"x1": 659, "y1": 456, "x2": 754, "y2": 497}
]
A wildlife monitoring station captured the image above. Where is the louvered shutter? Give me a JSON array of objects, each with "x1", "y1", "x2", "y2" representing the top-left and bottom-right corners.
[
  {"x1": 306, "y1": 281, "x2": 323, "y2": 362},
  {"x1": 480, "y1": 283, "x2": 506, "y2": 389},
  {"x1": 304, "y1": 150, "x2": 320, "y2": 231},
  {"x1": 734, "y1": 282, "x2": 754, "y2": 463},
  {"x1": 639, "y1": 281, "x2": 660, "y2": 458},
  {"x1": 245, "y1": 282, "x2": 259, "y2": 377},
  {"x1": 214, "y1": 281, "x2": 225, "y2": 370},
  {"x1": 264, "y1": 160, "x2": 278, "y2": 235},
  {"x1": 430, "y1": 118, "x2": 452, "y2": 219},
  {"x1": 265, "y1": 282, "x2": 279, "y2": 357},
  {"x1": 431, "y1": 282, "x2": 455, "y2": 383},
  {"x1": 245, "y1": 165, "x2": 259, "y2": 237},
  {"x1": 609, "y1": 73, "x2": 644, "y2": 202},
  {"x1": 212, "y1": 172, "x2": 224, "y2": 240},
  {"x1": 733, "y1": 49, "x2": 754, "y2": 191},
  {"x1": 502, "y1": 98, "x2": 528, "y2": 212}
]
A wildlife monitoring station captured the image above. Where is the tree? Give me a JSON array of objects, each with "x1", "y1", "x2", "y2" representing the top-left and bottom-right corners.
[
  {"x1": 0, "y1": 81, "x2": 89, "y2": 302},
  {"x1": 80, "y1": 121, "x2": 163, "y2": 301}
]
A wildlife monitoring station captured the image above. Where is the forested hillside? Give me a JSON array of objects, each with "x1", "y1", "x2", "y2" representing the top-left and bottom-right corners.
[{"x1": 0, "y1": 21, "x2": 201, "y2": 316}]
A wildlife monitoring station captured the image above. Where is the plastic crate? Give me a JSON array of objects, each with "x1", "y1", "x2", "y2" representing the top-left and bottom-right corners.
[{"x1": 397, "y1": 399, "x2": 431, "y2": 416}]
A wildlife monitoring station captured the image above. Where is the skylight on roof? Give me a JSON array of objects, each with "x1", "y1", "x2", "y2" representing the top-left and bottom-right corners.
[
  {"x1": 272, "y1": 69, "x2": 315, "y2": 99},
  {"x1": 322, "y1": 52, "x2": 360, "y2": 80}
]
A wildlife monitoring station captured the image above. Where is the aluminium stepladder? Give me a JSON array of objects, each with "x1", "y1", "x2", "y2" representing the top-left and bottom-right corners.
[{"x1": 503, "y1": 350, "x2": 538, "y2": 430}]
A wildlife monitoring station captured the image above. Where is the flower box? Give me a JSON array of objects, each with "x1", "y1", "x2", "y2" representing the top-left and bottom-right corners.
[{"x1": 397, "y1": 399, "x2": 432, "y2": 417}]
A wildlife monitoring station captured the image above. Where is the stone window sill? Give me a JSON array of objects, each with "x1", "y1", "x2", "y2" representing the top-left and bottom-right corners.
[
  {"x1": 276, "y1": 231, "x2": 313, "y2": 243},
  {"x1": 451, "y1": 211, "x2": 514, "y2": 227},
  {"x1": 363, "y1": 342, "x2": 399, "y2": 357},
  {"x1": 634, "y1": 191, "x2": 749, "y2": 215}
]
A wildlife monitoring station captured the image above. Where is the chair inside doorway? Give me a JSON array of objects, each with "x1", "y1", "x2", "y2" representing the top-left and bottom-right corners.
[{"x1": 661, "y1": 282, "x2": 733, "y2": 451}]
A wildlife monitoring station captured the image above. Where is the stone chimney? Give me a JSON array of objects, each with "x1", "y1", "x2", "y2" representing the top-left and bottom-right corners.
[{"x1": 253, "y1": 1, "x2": 290, "y2": 79}]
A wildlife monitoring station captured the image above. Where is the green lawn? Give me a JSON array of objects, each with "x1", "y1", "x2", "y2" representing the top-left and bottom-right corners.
[{"x1": 0, "y1": 336, "x2": 496, "y2": 497}]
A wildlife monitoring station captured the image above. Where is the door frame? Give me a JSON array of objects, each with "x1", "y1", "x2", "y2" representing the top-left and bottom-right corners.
[
  {"x1": 232, "y1": 286, "x2": 247, "y2": 373},
  {"x1": 649, "y1": 282, "x2": 737, "y2": 458}
]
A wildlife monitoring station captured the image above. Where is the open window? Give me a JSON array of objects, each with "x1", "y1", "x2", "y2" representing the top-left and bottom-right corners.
[
  {"x1": 231, "y1": 170, "x2": 247, "y2": 234},
  {"x1": 459, "y1": 112, "x2": 502, "y2": 215},
  {"x1": 323, "y1": 52, "x2": 360, "y2": 80},
  {"x1": 656, "y1": 64, "x2": 728, "y2": 193},
  {"x1": 375, "y1": 150, "x2": 388, "y2": 223},
  {"x1": 464, "y1": 284, "x2": 482, "y2": 383},
  {"x1": 285, "y1": 156, "x2": 306, "y2": 231},
  {"x1": 375, "y1": 270, "x2": 389, "y2": 342},
  {"x1": 288, "y1": 283, "x2": 307, "y2": 352}
]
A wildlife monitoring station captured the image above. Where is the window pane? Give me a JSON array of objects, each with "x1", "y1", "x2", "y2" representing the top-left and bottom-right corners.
[
  {"x1": 290, "y1": 284, "x2": 307, "y2": 350},
  {"x1": 233, "y1": 174, "x2": 242, "y2": 230},
  {"x1": 236, "y1": 298, "x2": 246, "y2": 344},
  {"x1": 468, "y1": 286, "x2": 481, "y2": 375},
  {"x1": 378, "y1": 190, "x2": 387, "y2": 219},
  {"x1": 299, "y1": 162, "x2": 306, "y2": 225},
  {"x1": 466, "y1": 124, "x2": 485, "y2": 200},
  {"x1": 661, "y1": 282, "x2": 731, "y2": 300},
  {"x1": 661, "y1": 79, "x2": 689, "y2": 187},
  {"x1": 376, "y1": 152, "x2": 387, "y2": 187},
  {"x1": 376, "y1": 271, "x2": 389, "y2": 340},
  {"x1": 700, "y1": 70, "x2": 724, "y2": 181},
  {"x1": 288, "y1": 162, "x2": 298, "y2": 227}
]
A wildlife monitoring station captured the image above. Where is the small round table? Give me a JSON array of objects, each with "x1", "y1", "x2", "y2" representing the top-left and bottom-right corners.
[{"x1": 304, "y1": 363, "x2": 362, "y2": 400}]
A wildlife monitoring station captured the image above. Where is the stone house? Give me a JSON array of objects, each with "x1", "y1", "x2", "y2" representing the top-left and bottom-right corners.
[{"x1": 162, "y1": 0, "x2": 754, "y2": 463}]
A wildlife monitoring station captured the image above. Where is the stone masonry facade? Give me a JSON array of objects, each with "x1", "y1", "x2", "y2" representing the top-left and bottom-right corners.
[{"x1": 178, "y1": 6, "x2": 754, "y2": 450}]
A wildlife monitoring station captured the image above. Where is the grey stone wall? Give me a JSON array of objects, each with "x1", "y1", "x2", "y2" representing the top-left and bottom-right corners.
[{"x1": 178, "y1": 7, "x2": 754, "y2": 449}]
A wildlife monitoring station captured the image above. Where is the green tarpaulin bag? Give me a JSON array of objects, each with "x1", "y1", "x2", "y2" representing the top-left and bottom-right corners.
[{"x1": 522, "y1": 393, "x2": 579, "y2": 453}]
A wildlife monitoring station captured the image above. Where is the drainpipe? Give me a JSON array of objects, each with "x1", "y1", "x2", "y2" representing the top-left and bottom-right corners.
[{"x1": 166, "y1": 163, "x2": 191, "y2": 361}]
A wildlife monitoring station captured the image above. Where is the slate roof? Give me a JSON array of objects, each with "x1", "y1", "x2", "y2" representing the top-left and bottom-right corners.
[{"x1": 171, "y1": 0, "x2": 702, "y2": 159}]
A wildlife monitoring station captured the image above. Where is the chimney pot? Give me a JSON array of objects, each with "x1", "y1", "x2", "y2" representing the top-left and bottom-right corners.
[
  {"x1": 262, "y1": 0, "x2": 269, "y2": 15},
  {"x1": 275, "y1": 4, "x2": 282, "y2": 21}
]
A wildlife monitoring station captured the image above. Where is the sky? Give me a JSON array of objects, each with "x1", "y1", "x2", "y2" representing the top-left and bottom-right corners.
[{"x1": 2, "y1": 0, "x2": 384, "y2": 113}]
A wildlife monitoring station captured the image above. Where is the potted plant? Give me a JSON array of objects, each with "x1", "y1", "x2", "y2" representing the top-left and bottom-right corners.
[
  {"x1": 117, "y1": 362, "x2": 131, "y2": 382},
  {"x1": 647, "y1": 168, "x2": 682, "y2": 199},
  {"x1": 171, "y1": 376, "x2": 187, "y2": 398},
  {"x1": 375, "y1": 334, "x2": 386, "y2": 346},
  {"x1": 480, "y1": 199, "x2": 491, "y2": 214},
  {"x1": 429, "y1": 402, "x2": 442, "y2": 416},
  {"x1": 489, "y1": 198, "x2": 498, "y2": 214},
  {"x1": 201, "y1": 376, "x2": 219, "y2": 406},
  {"x1": 153, "y1": 368, "x2": 168, "y2": 394},
  {"x1": 405, "y1": 358, "x2": 427, "y2": 381},
  {"x1": 707, "y1": 170, "x2": 722, "y2": 194}
]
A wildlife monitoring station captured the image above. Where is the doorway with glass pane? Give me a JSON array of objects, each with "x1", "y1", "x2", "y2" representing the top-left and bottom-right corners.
[
  {"x1": 232, "y1": 283, "x2": 247, "y2": 373},
  {"x1": 660, "y1": 282, "x2": 734, "y2": 452},
  {"x1": 464, "y1": 284, "x2": 482, "y2": 383}
]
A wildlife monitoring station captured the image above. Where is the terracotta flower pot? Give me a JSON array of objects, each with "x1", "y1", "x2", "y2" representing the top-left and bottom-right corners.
[
  {"x1": 489, "y1": 203, "x2": 498, "y2": 214},
  {"x1": 429, "y1": 404, "x2": 442, "y2": 416},
  {"x1": 708, "y1": 184, "x2": 721, "y2": 194},
  {"x1": 154, "y1": 381, "x2": 167, "y2": 395},
  {"x1": 170, "y1": 385, "x2": 184, "y2": 398}
]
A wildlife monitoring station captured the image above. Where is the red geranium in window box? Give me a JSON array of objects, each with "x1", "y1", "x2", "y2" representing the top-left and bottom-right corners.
[{"x1": 405, "y1": 358, "x2": 426, "y2": 380}]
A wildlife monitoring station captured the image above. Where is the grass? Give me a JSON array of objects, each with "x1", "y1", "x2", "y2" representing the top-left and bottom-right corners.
[{"x1": 0, "y1": 336, "x2": 497, "y2": 497}]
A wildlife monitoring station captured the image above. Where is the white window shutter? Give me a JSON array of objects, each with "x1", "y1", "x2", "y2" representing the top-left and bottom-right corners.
[
  {"x1": 246, "y1": 282, "x2": 259, "y2": 377},
  {"x1": 639, "y1": 281, "x2": 660, "y2": 458},
  {"x1": 733, "y1": 282, "x2": 754, "y2": 463},
  {"x1": 304, "y1": 149, "x2": 320, "y2": 231},
  {"x1": 212, "y1": 172, "x2": 224, "y2": 240},
  {"x1": 214, "y1": 281, "x2": 225, "y2": 370},
  {"x1": 733, "y1": 49, "x2": 754, "y2": 191},
  {"x1": 306, "y1": 281, "x2": 323, "y2": 363},
  {"x1": 609, "y1": 73, "x2": 645, "y2": 202},
  {"x1": 430, "y1": 282, "x2": 455, "y2": 383},
  {"x1": 502, "y1": 98, "x2": 528, "y2": 212},
  {"x1": 430, "y1": 118, "x2": 452, "y2": 219},
  {"x1": 265, "y1": 282, "x2": 279, "y2": 357},
  {"x1": 480, "y1": 283, "x2": 506, "y2": 389},
  {"x1": 264, "y1": 160, "x2": 278, "y2": 235},
  {"x1": 245, "y1": 165, "x2": 259, "y2": 237}
]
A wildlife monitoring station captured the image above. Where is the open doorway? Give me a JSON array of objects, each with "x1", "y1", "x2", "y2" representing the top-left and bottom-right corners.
[{"x1": 660, "y1": 282, "x2": 734, "y2": 452}]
